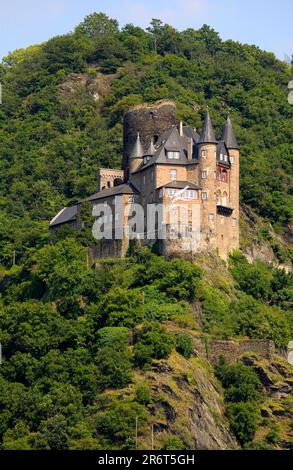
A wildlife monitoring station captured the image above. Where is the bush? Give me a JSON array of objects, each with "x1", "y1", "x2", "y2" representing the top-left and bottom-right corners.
[
  {"x1": 176, "y1": 335, "x2": 194, "y2": 358},
  {"x1": 162, "y1": 435, "x2": 184, "y2": 450},
  {"x1": 135, "y1": 384, "x2": 151, "y2": 405},
  {"x1": 266, "y1": 424, "x2": 280, "y2": 444},
  {"x1": 215, "y1": 360, "x2": 261, "y2": 403},
  {"x1": 227, "y1": 402, "x2": 259, "y2": 444}
]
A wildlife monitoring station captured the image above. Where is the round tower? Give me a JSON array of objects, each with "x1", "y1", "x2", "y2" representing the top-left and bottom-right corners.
[
  {"x1": 198, "y1": 109, "x2": 218, "y2": 251},
  {"x1": 222, "y1": 115, "x2": 240, "y2": 250},
  {"x1": 123, "y1": 101, "x2": 177, "y2": 180}
]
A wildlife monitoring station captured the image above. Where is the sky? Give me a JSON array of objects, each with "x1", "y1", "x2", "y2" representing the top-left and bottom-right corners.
[{"x1": 0, "y1": 0, "x2": 292, "y2": 61}]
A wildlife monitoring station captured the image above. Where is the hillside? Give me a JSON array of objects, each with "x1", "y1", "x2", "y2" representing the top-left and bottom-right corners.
[{"x1": 0, "y1": 12, "x2": 292, "y2": 451}]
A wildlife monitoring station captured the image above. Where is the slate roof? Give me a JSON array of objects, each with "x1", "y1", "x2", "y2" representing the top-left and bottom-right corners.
[
  {"x1": 86, "y1": 183, "x2": 139, "y2": 202},
  {"x1": 198, "y1": 109, "x2": 217, "y2": 144},
  {"x1": 133, "y1": 125, "x2": 199, "y2": 173},
  {"x1": 129, "y1": 132, "x2": 144, "y2": 160},
  {"x1": 50, "y1": 204, "x2": 78, "y2": 227},
  {"x1": 158, "y1": 180, "x2": 201, "y2": 190},
  {"x1": 221, "y1": 115, "x2": 239, "y2": 150},
  {"x1": 216, "y1": 140, "x2": 231, "y2": 167}
]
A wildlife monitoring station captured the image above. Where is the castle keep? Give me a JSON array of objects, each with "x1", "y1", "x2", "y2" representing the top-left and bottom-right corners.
[{"x1": 50, "y1": 101, "x2": 240, "y2": 260}]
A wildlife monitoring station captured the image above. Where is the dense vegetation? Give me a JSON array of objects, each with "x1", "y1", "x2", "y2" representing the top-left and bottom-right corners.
[
  {"x1": 0, "y1": 239, "x2": 292, "y2": 449},
  {"x1": 0, "y1": 12, "x2": 292, "y2": 450}
]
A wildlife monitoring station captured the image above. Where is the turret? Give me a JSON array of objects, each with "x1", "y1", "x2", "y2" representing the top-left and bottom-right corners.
[
  {"x1": 198, "y1": 109, "x2": 218, "y2": 251},
  {"x1": 221, "y1": 114, "x2": 240, "y2": 249},
  {"x1": 129, "y1": 132, "x2": 144, "y2": 174}
]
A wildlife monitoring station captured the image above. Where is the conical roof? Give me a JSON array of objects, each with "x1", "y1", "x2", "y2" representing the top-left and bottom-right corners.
[
  {"x1": 221, "y1": 115, "x2": 239, "y2": 150},
  {"x1": 198, "y1": 109, "x2": 217, "y2": 144},
  {"x1": 146, "y1": 137, "x2": 155, "y2": 156},
  {"x1": 129, "y1": 132, "x2": 144, "y2": 159}
]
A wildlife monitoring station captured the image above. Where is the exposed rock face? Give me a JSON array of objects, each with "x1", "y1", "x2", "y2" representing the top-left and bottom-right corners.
[
  {"x1": 243, "y1": 355, "x2": 293, "y2": 449},
  {"x1": 144, "y1": 352, "x2": 238, "y2": 450},
  {"x1": 58, "y1": 72, "x2": 113, "y2": 103}
]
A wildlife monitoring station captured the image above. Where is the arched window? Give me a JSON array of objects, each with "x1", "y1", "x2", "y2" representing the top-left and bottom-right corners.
[
  {"x1": 216, "y1": 190, "x2": 222, "y2": 205},
  {"x1": 222, "y1": 191, "x2": 228, "y2": 207}
]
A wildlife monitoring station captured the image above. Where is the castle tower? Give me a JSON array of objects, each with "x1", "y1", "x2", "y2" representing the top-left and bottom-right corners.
[
  {"x1": 198, "y1": 109, "x2": 218, "y2": 251},
  {"x1": 123, "y1": 101, "x2": 177, "y2": 180},
  {"x1": 221, "y1": 114, "x2": 240, "y2": 250},
  {"x1": 129, "y1": 132, "x2": 144, "y2": 174}
]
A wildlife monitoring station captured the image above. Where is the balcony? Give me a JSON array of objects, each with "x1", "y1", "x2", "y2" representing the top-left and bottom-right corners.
[{"x1": 216, "y1": 205, "x2": 234, "y2": 216}]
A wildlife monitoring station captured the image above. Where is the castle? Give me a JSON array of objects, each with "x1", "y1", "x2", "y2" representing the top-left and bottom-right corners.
[{"x1": 50, "y1": 101, "x2": 240, "y2": 260}]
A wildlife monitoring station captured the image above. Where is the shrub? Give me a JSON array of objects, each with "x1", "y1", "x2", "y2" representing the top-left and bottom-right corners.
[
  {"x1": 266, "y1": 424, "x2": 280, "y2": 444},
  {"x1": 227, "y1": 402, "x2": 259, "y2": 444},
  {"x1": 215, "y1": 360, "x2": 261, "y2": 403},
  {"x1": 162, "y1": 435, "x2": 184, "y2": 450},
  {"x1": 176, "y1": 335, "x2": 194, "y2": 358},
  {"x1": 135, "y1": 384, "x2": 151, "y2": 405}
]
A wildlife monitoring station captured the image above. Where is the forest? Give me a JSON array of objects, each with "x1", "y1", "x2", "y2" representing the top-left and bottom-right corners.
[{"x1": 0, "y1": 12, "x2": 292, "y2": 450}]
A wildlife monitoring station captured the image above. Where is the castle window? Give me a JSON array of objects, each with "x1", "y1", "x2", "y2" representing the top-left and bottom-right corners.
[
  {"x1": 201, "y1": 170, "x2": 207, "y2": 179},
  {"x1": 201, "y1": 192, "x2": 208, "y2": 200},
  {"x1": 167, "y1": 151, "x2": 180, "y2": 160},
  {"x1": 221, "y1": 217, "x2": 224, "y2": 225},
  {"x1": 170, "y1": 169, "x2": 177, "y2": 181},
  {"x1": 230, "y1": 156, "x2": 234, "y2": 163},
  {"x1": 150, "y1": 170, "x2": 154, "y2": 181},
  {"x1": 208, "y1": 214, "x2": 214, "y2": 221},
  {"x1": 167, "y1": 188, "x2": 176, "y2": 197},
  {"x1": 159, "y1": 189, "x2": 163, "y2": 198},
  {"x1": 201, "y1": 150, "x2": 207, "y2": 159},
  {"x1": 232, "y1": 218, "x2": 237, "y2": 227},
  {"x1": 143, "y1": 175, "x2": 146, "y2": 185}
]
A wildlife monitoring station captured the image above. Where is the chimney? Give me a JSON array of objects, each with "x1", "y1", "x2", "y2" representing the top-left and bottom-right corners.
[
  {"x1": 179, "y1": 121, "x2": 183, "y2": 136},
  {"x1": 187, "y1": 137, "x2": 193, "y2": 160}
]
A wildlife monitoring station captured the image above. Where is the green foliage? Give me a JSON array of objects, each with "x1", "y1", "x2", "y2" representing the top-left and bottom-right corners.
[
  {"x1": 95, "y1": 401, "x2": 146, "y2": 448},
  {"x1": 215, "y1": 360, "x2": 261, "y2": 403},
  {"x1": 135, "y1": 383, "x2": 151, "y2": 405},
  {"x1": 227, "y1": 402, "x2": 259, "y2": 444},
  {"x1": 162, "y1": 435, "x2": 185, "y2": 450},
  {"x1": 176, "y1": 334, "x2": 194, "y2": 359},
  {"x1": 134, "y1": 322, "x2": 175, "y2": 368},
  {"x1": 216, "y1": 359, "x2": 262, "y2": 443},
  {"x1": 97, "y1": 287, "x2": 144, "y2": 327},
  {"x1": 266, "y1": 424, "x2": 281, "y2": 444}
]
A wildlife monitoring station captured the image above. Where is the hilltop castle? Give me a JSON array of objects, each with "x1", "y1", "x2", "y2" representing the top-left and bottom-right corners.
[{"x1": 50, "y1": 101, "x2": 240, "y2": 260}]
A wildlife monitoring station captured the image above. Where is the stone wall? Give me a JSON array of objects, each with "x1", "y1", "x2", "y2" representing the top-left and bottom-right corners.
[{"x1": 193, "y1": 338, "x2": 275, "y2": 365}]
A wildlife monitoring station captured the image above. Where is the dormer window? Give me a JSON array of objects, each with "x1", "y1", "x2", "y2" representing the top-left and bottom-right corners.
[
  {"x1": 143, "y1": 157, "x2": 147, "y2": 164},
  {"x1": 167, "y1": 151, "x2": 180, "y2": 160},
  {"x1": 224, "y1": 155, "x2": 228, "y2": 162},
  {"x1": 220, "y1": 154, "x2": 223, "y2": 161}
]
